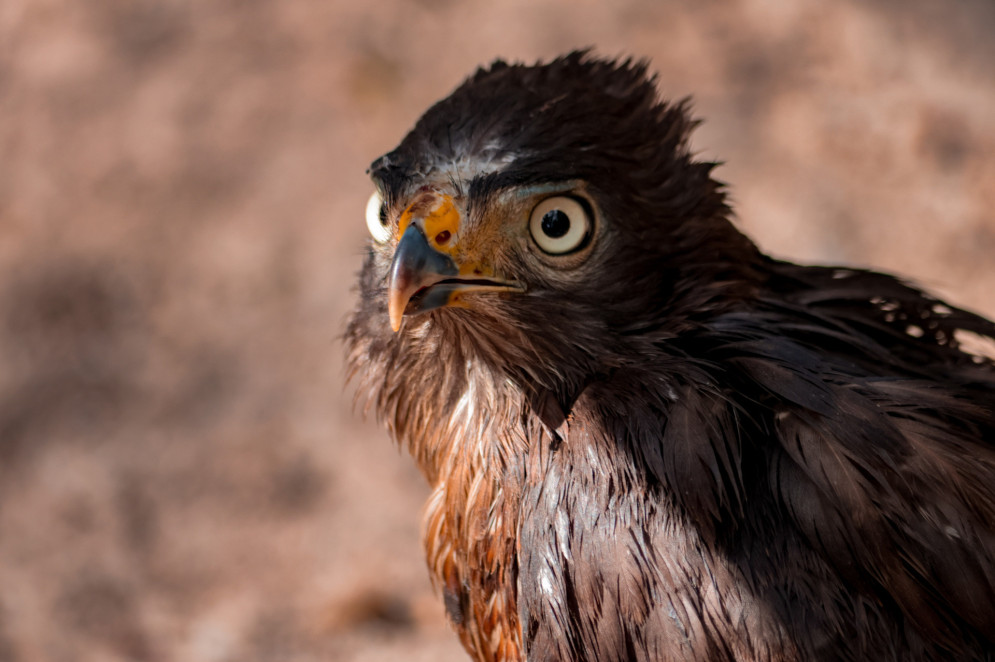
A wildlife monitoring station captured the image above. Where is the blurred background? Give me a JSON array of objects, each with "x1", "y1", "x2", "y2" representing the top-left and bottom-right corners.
[{"x1": 1, "y1": 0, "x2": 994, "y2": 660}]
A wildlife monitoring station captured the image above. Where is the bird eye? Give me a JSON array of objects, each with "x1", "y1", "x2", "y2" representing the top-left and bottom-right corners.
[
  {"x1": 365, "y1": 191, "x2": 391, "y2": 243},
  {"x1": 529, "y1": 196, "x2": 591, "y2": 255}
]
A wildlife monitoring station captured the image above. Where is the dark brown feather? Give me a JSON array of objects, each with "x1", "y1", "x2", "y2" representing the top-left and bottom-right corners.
[{"x1": 347, "y1": 52, "x2": 995, "y2": 661}]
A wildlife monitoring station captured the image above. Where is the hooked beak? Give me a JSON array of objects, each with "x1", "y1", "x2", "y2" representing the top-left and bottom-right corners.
[{"x1": 387, "y1": 221, "x2": 522, "y2": 332}]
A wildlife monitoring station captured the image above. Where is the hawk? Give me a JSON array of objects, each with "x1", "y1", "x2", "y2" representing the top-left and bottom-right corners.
[{"x1": 346, "y1": 52, "x2": 995, "y2": 661}]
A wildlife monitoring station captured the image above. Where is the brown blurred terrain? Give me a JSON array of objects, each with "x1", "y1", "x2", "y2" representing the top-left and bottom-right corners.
[{"x1": 1, "y1": 1, "x2": 993, "y2": 660}]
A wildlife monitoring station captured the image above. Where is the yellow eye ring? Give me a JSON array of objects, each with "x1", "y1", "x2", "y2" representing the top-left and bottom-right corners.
[
  {"x1": 365, "y1": 191, "x2": 390, "y2": 243},
  {"x1": 529, "y1": 196, "x2": 591, "y2": 254}
]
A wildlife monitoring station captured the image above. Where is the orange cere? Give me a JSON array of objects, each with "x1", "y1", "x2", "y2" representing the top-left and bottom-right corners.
[
  {"x1": 397, "y1": 193, "x2": 462, "y2": 255},
  {"x1": 397, "y1": 192, "x2": 493, "y2": 278}
]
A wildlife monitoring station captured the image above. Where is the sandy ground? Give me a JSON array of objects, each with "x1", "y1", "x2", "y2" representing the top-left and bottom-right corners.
[{"x1": 1, "y1": 1, "x2": 994, "y2": 660}]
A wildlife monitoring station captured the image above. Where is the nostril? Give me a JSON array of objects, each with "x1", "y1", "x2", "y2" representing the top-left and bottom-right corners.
[{"x1": 435, "y1": 230, "x2": 452, "y2": 245}]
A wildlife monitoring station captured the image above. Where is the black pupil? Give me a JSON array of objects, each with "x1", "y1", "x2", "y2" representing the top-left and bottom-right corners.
[{"x1": 541, "y1": 210, "x2": 571, "y2": 238}]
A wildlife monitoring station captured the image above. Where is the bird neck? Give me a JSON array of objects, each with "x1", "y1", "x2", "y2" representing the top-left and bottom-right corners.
[{"x1": 397, "y1": 355, "x2": 530, "y2": 659}]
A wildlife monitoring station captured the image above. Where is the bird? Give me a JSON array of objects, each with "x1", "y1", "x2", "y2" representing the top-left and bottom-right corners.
[{"x1": 345, "y1": 51, "x2": 995, "y2": 662}]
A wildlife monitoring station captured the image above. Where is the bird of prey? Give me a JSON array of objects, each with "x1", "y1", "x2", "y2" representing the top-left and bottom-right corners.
[{"x1": 346, "y1": 52, "x2": 995, "y2": 661}]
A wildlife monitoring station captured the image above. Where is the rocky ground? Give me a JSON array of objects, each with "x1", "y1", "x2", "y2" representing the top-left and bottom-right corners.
[{"x1": 1, "y1": 0, "x2": 993, "y2": 660}]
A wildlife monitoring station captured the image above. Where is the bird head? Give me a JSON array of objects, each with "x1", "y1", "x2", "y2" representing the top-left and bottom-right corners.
[{"x1": 349, "y1": 52, "x2": 762, "y2": 431}]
